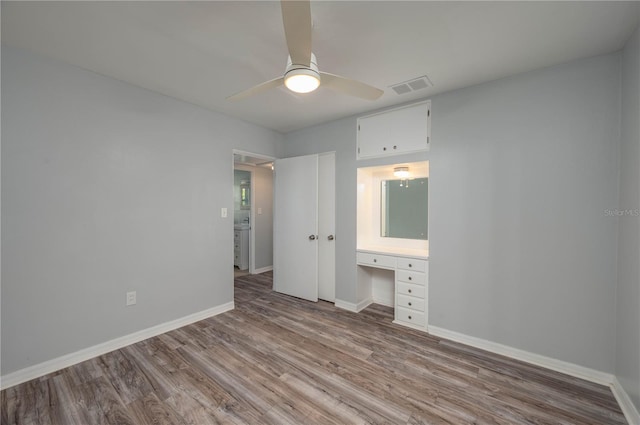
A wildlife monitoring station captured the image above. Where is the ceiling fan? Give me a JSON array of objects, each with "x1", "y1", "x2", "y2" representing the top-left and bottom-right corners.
[{"x1": 227, "y1": 0, "x2": 384, "y2": 101}]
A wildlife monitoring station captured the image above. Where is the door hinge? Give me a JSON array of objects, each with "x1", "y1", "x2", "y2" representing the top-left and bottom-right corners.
[
  {"x1": 358, "y1": 124, "x2": 360, "y2": 131},
  {"x1": 357, "y1": 147, "x2": 360, "y2": 153},
  {"x1": 428, "y1": 109, "x2": 430, "y2": 117}
]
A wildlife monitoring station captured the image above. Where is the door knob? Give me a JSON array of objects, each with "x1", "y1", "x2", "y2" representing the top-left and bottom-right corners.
[
  {"x1": 327, "y1": 235, "x2": 335, "y2": 241},
  {"x1": 309, "y1": 235, "x2": 316, "y2": 240}
]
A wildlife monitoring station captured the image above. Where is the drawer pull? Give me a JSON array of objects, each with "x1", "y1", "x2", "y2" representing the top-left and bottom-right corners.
[
  {"x1": 409, "y1": 264, "x2": 412, "y2": 268},
  {"x1": 408, "y1": 302, "x2": 412, "y2": 306},
  {"x1": 408, "y1": 276, "x2": 412, "y2": 281},
  {"x1": 408, "y1": 289, "x2": 412, "y2": 293},
  {"x1": 408, "y1": 315, "x2": 412, "y2": 320},
  {"x1": 373, "y1": 259, "x2": 377, "y2": 263}
]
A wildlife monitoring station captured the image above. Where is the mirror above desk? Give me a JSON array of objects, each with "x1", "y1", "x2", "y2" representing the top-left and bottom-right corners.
[
  {"x1": 357, "y1": 161, "x2": 429, "y2": 258},
  {"x1": 381, "y1": 177, "x2": 428, "y2": 240}
]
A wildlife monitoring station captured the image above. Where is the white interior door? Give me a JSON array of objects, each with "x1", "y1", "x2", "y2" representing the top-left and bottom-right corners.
[
  {"x1": 273, "y1": 154, "x2": 319, "y2": 301},
  {"x1": 318, "y1": 153, "x2": 335, "y2": 302}
]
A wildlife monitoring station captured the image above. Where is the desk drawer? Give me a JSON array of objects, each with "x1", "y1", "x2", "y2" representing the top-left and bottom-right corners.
[
  {"x1": 396, "y1": 258, "x2": 427, "y2": 272},
  {"x1": 396, "y1": 270, "x2": 426, "y2": 285},
  {"x1": 396, "y1": 307, "x2": 425, "y2": 327},
  {"x1": 397, "y1": 294, "x2": 425, "y2": 312},
  {"x1": 397, "y1": 282, "x2": 425, "y2": 299},
  {"x1": 357, "y1": 252, "x2": 396, "y2": 269}
]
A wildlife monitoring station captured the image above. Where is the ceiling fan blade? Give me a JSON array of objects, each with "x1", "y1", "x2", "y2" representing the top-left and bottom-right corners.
[
  {"x1": 281, "y1": 0, "x2": 312, "y2": 66},
  {"x1": 226, "y1": 76, "x2": 285, "y2": 101},
  {"x1": 320, "y1": 72, "x2": 384, "y2": 100}
]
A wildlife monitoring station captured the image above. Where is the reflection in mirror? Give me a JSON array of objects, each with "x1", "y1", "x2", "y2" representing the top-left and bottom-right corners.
[
  {"x1": 240, "y1": 182, "x2": 250, "y2": 210},
  {"x1": 381, "y1": 178, "x2": 428, "y2": 240}
]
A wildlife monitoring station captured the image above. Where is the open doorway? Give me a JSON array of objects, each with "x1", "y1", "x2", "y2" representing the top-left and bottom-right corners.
[{"x1": 232, "y1": 151, "x2": 275, "y2": 278}]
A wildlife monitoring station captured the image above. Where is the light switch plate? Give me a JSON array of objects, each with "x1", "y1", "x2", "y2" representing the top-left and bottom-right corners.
[
  {"x1": 258, "y1": 207, "x2": 262, "y2": 215},
  {"x1": 221, "y1": 207, "x2": 228, "y2": 218}
]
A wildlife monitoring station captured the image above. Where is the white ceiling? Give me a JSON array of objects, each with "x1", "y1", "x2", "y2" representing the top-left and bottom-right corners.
[{"x1": 2, "y1": 1, "x2": 638, "y2": 133}]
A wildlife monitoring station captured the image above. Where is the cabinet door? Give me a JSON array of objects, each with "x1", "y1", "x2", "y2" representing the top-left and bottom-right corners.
[{"x1": 357, "y1": 101, "x2": 430, "y2": 159}]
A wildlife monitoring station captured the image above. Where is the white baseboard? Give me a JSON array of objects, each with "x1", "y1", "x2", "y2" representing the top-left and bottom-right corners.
[
  {"x1": 611, "y1": 376, "x2": 640, "y2": 425},
  {"x1": 428, "y1": 325, "x2": 614, "y2": 386},
  {"x1": 335, "y1": 298, "x2": 373, "y2": 313},
  {"x1": 0, "y1": 301, "x2": 235, "y2": 390},
  {"x1": 252, "y1": 265, "x2": 273, "y2": 274},
  {"x1": 372, "y1": 295, "x2": 394, "y2": 308},
  {"x1": 356, "y1": 298, "x2": 374, "y2": 312}
]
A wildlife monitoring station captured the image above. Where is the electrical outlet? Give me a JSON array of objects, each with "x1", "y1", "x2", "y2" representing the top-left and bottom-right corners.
[
  {"x1": 126, "y1": 291, "x2": 137, "y2": 306},
  {"x1": 258, "y1": 207, "x2": 263, "y2": 215}
]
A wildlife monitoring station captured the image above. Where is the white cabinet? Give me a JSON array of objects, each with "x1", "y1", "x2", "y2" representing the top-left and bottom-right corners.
[
  {"x1": 356, "y1": 250, "x2": 428, "y2": 331},
  {"x1": 357, "y1": 101, "x2": 431, "y2": 160},
  {"x1": 394, "y1": 258, "x2": 428, "y2": 329},
  {"x1": 356, "y1": 251, "x2": 396, "y2": 270},
  {"x1": 234, "y1": 228, "x2": 249, "y2": 270}
]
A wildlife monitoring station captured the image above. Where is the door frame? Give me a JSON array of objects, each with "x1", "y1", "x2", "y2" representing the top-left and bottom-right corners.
[{"x1": 232, "y1": 149, "x2": 276, "y2": 275}]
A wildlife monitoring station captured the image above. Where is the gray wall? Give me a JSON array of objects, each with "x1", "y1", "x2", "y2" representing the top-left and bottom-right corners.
[
  {"x1": 235, "y1": 164, "x2": 274, "y2": 271},
  {"x1": 1, "y1": 46, "x2": 282, "y2": 375},
  {"x1": 616, "y1": 26, "x2": 640, "y2": 411},
  {"x1": 282, "y1": 52, "x2": 621, "y2": 373},
  {"x1": 428, "y1": 53, "x2": 621, "y2": 373}
]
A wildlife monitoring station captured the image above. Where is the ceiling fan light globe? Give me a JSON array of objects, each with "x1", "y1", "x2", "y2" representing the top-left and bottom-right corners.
[{"x1": 284, "y1": 68, "x2": 321, "y2": 94}]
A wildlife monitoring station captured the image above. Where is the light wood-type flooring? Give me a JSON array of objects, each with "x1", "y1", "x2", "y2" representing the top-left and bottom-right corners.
[{"x1": 1, "y1": 272, "x2": 627, "y2": 424}]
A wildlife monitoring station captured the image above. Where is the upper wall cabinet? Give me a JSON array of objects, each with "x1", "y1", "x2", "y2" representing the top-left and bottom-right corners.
[{"x1": 357, "y1": 100, "x2": 431, "y2": 160}]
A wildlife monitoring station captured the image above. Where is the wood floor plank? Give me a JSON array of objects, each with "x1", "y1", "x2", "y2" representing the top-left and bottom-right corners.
[
  {"x1": 97, "y1": 349, "x2": 154, "y2": 405},
  {"x1": 1, "y1": 271, "x2": 627, "y2": 425},
  {"x1": 127, "y1": 392, "x2": 187, "y2": 425}
]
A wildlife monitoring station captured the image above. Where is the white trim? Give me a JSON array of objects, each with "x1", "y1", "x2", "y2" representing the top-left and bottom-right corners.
[
  {"x1": 335, "y1": 298, "x2": 373, "y2": 313},
  {"x1": 253, "y1": 265, "x2": 273, "y2": 274},
  {"x1": 428, "y1": 325, "x2": 614, "y2": 386},
  {"x1": 372, "y1": 295, "x2": 394, "y2": 307},
  {"x1": 392, "y1": 319, "x2": 426, "y2": 332},
  {"x1": 0, "y1": 302, "x2": 234, "y2": 390},
  {"x1": 334, "y1": 299, "x2": 358, "y2": 312},
  {"x1": 611, "y1": 376, "x2": 640, "y2": 425},
  {"x1": 356, "y1": 298, "x2": 374, "y2": 312}
]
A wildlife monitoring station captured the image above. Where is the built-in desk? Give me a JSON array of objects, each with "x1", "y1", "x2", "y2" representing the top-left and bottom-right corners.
[{"x1": 357, "y1": 248, "x2": 429, "y2": 331}]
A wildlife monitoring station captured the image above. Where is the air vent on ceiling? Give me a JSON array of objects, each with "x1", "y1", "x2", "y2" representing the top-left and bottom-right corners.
[{"x1": 390, "y1": 75, "x2": 433, "y2": 95}]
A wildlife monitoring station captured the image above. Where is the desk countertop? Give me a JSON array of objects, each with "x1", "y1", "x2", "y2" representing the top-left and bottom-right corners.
[{"x1": 357, "y1": 245, "x2": 428, "y2": 260}]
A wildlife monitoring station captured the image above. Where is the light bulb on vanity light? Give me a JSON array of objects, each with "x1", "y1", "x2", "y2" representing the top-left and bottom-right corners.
[{"x1": 393, "y1": 166, "x2": 410, "y2": 179}]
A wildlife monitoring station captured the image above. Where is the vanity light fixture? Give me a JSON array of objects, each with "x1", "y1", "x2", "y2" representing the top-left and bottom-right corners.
[{"x1": 393, "y1": 166, "x2": 410, "y2": 179}]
